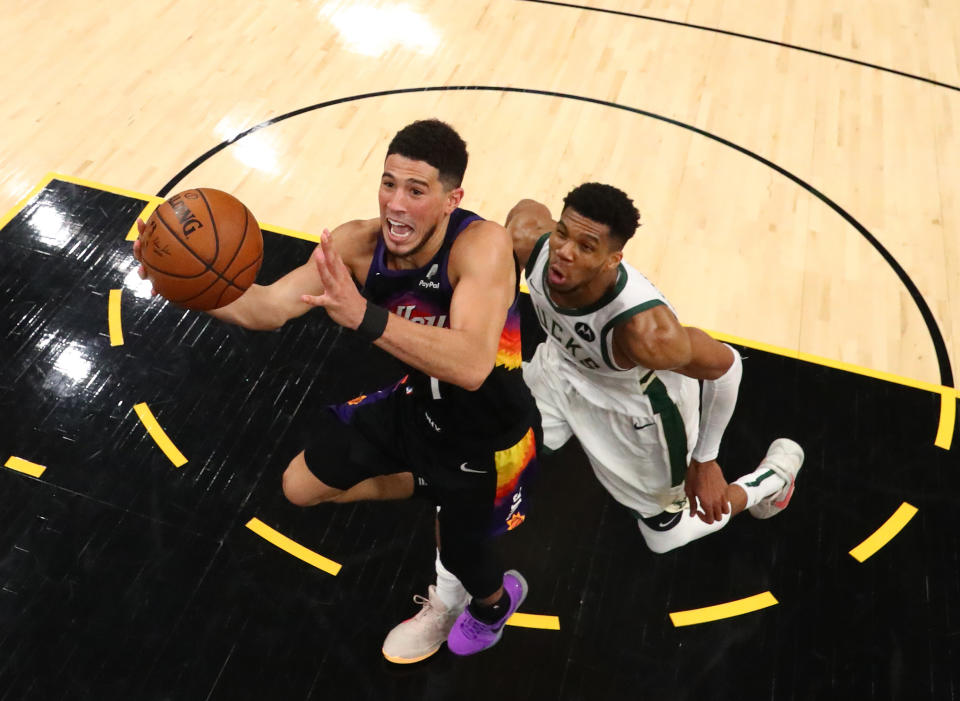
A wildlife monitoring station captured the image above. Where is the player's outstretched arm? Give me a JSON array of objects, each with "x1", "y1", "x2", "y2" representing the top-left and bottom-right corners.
[
  {"x1": 303, "y1": 220, "x2": 514, "y2": 390},
  {"x1": 207, "y1": 255, "x2": 323, "y2": 331},
  {"x1": 210, "y1": 219, "x2": 377, "y2": 330},
  {"x1": 133, "y1": 218, "x2": 370, "y2": 331}
]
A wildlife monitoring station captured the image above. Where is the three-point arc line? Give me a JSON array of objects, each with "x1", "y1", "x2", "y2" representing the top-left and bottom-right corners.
[
  {"x1": 245, "y1": 518, "x2": 342, "y2": 576},
  {"x1": 108, "y1": 289, "x2": 123, "y2": 346},
  {"x1": 4, "y1": 456, "x2": 47, "y2": 478},
  {"x1": 668, "y1": 502, "x2": 921, "y2": 627},
  {"x1": 670, "y1": 592, "x2": 778, "y2": 627},
  {"x1": 507, "y1": 612, "x2": 561, "y2": 630},
  {"x1": 670, "y1": 502, "x2": 924, "y2": 623},
  {"x1": 133, "y1": 402, "x2": 187, "y2": 467},
  {"x1": 849, "y1": 502, "x2": 919, "y2": 563}
]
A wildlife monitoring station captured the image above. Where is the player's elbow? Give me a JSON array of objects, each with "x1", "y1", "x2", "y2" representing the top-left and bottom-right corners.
[
  {"x1": 456, "y1": 357, "x2": 495, "y2": 391},
  {"x1": 698, "y1": 365, "x2": 727, "y2": 381},
  {"x1": 459, "y1": 366, "x2": 492, "y2": 392},
  {"x1": 692, "y1": 340, "x2": 737, "y2": 380}
]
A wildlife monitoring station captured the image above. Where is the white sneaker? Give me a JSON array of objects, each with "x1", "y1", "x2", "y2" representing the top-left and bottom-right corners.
[
  {"x1": 748, "y1": 438, "x2": 804, "y2": 519},
  {"x1": 382, "y1": 585, "x2": 470, "y2": 664}
]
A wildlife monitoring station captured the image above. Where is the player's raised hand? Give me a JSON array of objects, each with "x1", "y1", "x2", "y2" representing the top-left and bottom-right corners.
[
  {"x1": 302, "y1": 229, "x2": 367, "y2": 330},
  {"x1": 685, "y1": 459, "x2": 731, "y2": 524}
]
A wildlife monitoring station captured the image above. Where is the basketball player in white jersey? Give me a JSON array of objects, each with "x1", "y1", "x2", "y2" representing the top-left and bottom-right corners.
[{"x1": 506, "y1": 182, "x2": 804, "y2": 554}]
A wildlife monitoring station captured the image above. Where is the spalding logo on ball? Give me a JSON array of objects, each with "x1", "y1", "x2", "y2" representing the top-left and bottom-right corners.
[{"x1": 139, "y1": 188, "x2": 263, "y2": 311}]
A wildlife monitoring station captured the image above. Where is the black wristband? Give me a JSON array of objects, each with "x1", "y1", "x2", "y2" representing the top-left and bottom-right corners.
[{"x1": 356, "y1": 302, "x2": 388, "y2": 342}]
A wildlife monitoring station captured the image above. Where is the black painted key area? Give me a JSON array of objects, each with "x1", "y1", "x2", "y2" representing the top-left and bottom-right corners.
[{"x1": 0, "y1": 180, "x2": 957, "y2": 700}]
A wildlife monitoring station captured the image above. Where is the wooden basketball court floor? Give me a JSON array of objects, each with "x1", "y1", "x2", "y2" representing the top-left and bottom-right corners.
[{"x1": 1, "y1": 1, "x2": 958, "y2": 699}]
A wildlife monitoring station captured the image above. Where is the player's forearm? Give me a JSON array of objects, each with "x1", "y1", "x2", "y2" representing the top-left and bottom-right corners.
[
  {"x1": 373, "y1": 313, "x2": 496, "y2": 390},
  {"x1": 691, "y1": 344, "x2": 742, "y2": 462},
  {"x1": 209, "y1": 284, "x2": 307, "y2": 331}
]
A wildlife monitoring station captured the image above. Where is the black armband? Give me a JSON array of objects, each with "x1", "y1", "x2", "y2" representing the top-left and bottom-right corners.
[{"x1": 356, "y1": 302, "x2": 388, "y2": 342}]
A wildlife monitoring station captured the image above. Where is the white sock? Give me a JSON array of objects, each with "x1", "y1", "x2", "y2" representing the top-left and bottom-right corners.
[
  {"x1": 434, "y1": 550, "x2": 468, "y2": 610},
  {"x1": 733, "y1": 464, "x2": 788, "y2": 510}
]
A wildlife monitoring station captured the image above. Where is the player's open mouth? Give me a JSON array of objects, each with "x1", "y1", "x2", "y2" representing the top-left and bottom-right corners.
[
  {"x1": 548, "y1": 264, "x2": 566, "y2": 286},
  {"x1": 386, "y1": 218, "x2": 414, "y2": 242}
]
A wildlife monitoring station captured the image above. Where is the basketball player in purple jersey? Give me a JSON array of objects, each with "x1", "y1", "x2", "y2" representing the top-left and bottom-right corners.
[{"x1": 134, "y1": 120, "x2": 539, "y2": 662}]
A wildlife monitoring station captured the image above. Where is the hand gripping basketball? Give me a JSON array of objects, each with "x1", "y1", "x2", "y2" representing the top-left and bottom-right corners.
[
  {"x1": 134, "y1": 188, "x2": 263, "y2": 311},
  {"x1": 132, "y1": 220, "x2": 157, "y2": 296},
  {"x1": 301, "y1": 230, "x2": 368, "y2": 331}
]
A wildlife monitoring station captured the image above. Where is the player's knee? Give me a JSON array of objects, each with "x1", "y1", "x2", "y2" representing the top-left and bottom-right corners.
[
  {"x1": 282, "y1": 457, "x2": 338, "y2": 507},
  {"x1": 281, "y1": 467, "x2": 312, "y2": 506}
]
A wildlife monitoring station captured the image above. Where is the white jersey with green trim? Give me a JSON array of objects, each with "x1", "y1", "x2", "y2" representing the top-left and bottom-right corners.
[{"x1": 524, "y1": 234, "x2": 699, "y2": 418}]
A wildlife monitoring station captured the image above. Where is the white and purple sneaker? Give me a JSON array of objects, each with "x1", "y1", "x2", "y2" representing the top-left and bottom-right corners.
[{"x1": 447, "y1": 570, "x2": 528, "y2": 656}]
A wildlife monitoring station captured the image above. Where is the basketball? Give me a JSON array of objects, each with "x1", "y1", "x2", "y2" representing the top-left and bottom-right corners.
[{"x1": 139, "y1": 188, "x2": 263, "y2": 311}]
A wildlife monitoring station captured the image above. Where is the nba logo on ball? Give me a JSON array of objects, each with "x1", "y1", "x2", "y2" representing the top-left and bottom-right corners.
[{"x1": 575, "y1": 322, "x2": 595, "y2": 342}]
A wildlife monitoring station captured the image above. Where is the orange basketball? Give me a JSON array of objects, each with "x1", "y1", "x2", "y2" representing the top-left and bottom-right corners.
[{"x1": 139, "y1": 188, "x2": 263, "y2": 311}]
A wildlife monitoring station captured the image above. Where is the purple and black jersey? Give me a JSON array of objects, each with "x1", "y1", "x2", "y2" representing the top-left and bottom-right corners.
[
  {"x1": 364, "y1": 208, "x2": 476, "y2": 329},
  {"x1": 361, "y1": 208, "x2": 536, "y2": 453}
]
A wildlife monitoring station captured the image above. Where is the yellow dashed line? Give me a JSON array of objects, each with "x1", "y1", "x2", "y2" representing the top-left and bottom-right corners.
[
  {"x1": 669, "y1": 591, "x2": 778, "y2": 627},
  {"x1": 108, "y1": 289, "x2": 124, "y2": 346},
  {"x1": 935, "y1": 390, "x2": 956, "y2": 450},
  {"x1": 245, "y1": 518, "x2": 342, "y2": 576},
  {"x1": 849, "y1": 502, "x2": 918, "y2": 563},
  {"x1": 506, "y1": 612, "x2": 560, "y2": 630},
  {"x1": 133, "y1": 402, "x2": 187, "y2": 467},
  {"x1": 4, "y1": 456, "x2": 47, "y2": 478}
]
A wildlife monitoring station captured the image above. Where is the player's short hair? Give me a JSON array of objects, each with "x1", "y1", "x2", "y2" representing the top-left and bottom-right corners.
[
  {"x1": 387, "y1": 119, "x2": 469, "y2": 190},
  {"x1": 562, "y1": 183, "x2": 641, "y2": 249}
]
